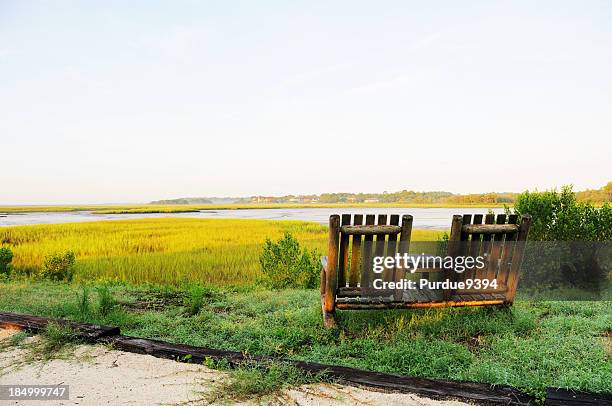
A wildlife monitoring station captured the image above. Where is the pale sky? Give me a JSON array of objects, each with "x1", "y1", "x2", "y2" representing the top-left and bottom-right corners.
[{"x1": 1, "y1": 1, "x2": 610, "y2": 204}]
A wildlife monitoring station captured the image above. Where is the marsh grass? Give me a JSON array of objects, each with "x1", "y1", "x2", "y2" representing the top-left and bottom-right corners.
[{"x1": 0, "y1": 218, "x2": 441, "y2": 286}]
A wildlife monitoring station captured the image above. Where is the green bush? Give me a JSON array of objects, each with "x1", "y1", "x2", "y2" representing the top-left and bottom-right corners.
[
  {"x1": 513, "y1": 185, "x2": 611, "y2": 290},
  {"x1": 259, "y1": 232, "x2": 320, "y2": 289},
  {"x1": 0, "y1": 246, "x2": 13, "y2": 276},
  {"x1": 513, "y1": 185, "x2": 611, "y2": 241},
  {"x1": 39, "y1": 251, "x2": 76, "y2": 281}
]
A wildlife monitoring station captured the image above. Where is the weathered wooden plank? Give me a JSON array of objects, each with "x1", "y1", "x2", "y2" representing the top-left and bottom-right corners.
[
  {"x1": 545, "y1": 388, "x2": 612, "y2": 405},
  {"x1": 395, "y1": 215, "x2": 413, "y2": 301},
  {"x1": 383, "y1": 215, "x2": 399, "y2": 283},
  {"x1": 498, "y1": 214, "x2": 519, "y2": 290},
  {"x1": 324, "y1": 215, "x2": 340, "y2": 325},
  {"x1": 337, "y1": 214, "x2": 351, "y2": 288},
  {"x1": 445, "y1": 215, "x2": 464, "y2": 300},
  {"x1": 485, "y1": 214, "x2": 507, "y2": 281},
  {"x1": 461, "y1": 214, "x2": 472, "y2": 242},
  {"x1": 467, "y1": 214, "x2": 484, "y2": 282},
  {"x1": 505, "y1": 215, "x2": 532, "y2": 303},
  {"x1": 374, "y1": 215, "x2": 388, "y2": 294},
  {"x1": 336, "y1": 299, "x2": 506, "y2": 309},
  {"x1": 463, "y1": 224, "x2": 519, "y2": 234},
  {"x1": 340, "y1": 225, "x2": 401, "y2": 235},
  {"x1": 361, "y1": 214, "x2": 376, "y2": 290},
  {"x1": 348, "y1": 214, "x2": 363, "y2": 287},
  {"x1": 0, "y1": 312, "x2": 119, "y2": 340}
]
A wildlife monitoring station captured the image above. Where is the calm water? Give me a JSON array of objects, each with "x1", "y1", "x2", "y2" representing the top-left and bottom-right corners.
[{"x1": 0, "y1": 208, "x2": 505, "y2": 230}]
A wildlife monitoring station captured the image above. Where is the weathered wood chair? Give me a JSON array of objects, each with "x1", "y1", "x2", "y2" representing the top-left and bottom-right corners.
[{"x1": 320, "y1": 213, "x2": 532, "y2": 328}]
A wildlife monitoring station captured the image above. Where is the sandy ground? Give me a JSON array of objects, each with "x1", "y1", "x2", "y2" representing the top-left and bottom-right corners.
[{"x1": 0, "y1": 328, "x2": 470, "y2": 406}]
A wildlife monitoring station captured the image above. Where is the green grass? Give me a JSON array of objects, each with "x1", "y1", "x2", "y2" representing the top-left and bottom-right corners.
[
  {"x1": 0, "y1": 280, "x2": 609, "y2": 400},
  {"x1": 0, "y1": 218, "x2": 442, "y2": 286}
]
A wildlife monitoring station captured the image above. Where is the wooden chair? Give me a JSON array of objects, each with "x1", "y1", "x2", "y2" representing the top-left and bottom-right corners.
[{"x1": 320, "y1": 213, "x2": 532, "y2": 328}]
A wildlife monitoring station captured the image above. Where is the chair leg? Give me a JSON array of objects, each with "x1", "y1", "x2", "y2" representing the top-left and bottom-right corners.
[
  {"x1": 322, "y1": 308, "x2": 336, "y2": 329},
  {"x1": 320, "y1": 264, "x2": 336, "y2": 328}
]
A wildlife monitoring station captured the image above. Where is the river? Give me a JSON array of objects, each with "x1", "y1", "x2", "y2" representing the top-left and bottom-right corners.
[{"x1": 0, "y1": 207, "x2": 506, "y2": 230}]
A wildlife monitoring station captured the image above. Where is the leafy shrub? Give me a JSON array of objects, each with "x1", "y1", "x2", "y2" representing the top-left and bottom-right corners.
[
  {"x1": 0, "y1": 246, "x2": 13, "y2": 276},
  {"x1": 513, "y1": 185, "x2": 612, "y2": 290},
  {"x1": 39, "y1": 251, "x2": 76, "y2": 281},
  {"x1": 513, "y1": 185, "x2": 611, "y2": 241},
  {"x1": 259, "y1": 232, "x2": 320, "y2": 289}
]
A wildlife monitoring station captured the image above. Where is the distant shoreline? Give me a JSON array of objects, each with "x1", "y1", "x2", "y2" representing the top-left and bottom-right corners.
[{"x1": 0, "y1": 202, "x2": 510, "y2": 214}]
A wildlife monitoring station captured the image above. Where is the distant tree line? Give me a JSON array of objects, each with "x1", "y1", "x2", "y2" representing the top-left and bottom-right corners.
[
  {"x1": 152, "y1": 182, "x2": 611, "y2": 206},
  {"x1": 150, "y1": 198, "x2": 212, "y2": 204},
  {"x1": 575, "y1": 181, "x2": 612, "y2": 204}
]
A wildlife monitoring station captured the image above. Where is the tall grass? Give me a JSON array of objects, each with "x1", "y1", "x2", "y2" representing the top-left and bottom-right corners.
[{"x1": 0, "y1": 218, "x2": 442, "y2": 286}]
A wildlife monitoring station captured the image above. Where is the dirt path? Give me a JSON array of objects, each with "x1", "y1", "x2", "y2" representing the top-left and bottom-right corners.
[{"x1": 0, "y1": 329, "x2": 470, "y2": 406}]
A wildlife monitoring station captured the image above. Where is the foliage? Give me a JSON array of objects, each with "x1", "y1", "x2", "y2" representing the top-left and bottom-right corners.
[
  {"x1": 0, "y1": 246, "x2": 13, "y2": 276},
  {"x1": 514, "y1": 185, "x2": 611, "y2": 241},
  {"x1": 77, "y1": 286, "x2": 91, "y2": 318},
  {"x1": 259, "y1": 232, "x2": 321, "y2": 289},
  {"x1": 183, "y1": 284, "x2": 213, "y2": 316},
  {"x1": 39, "y1": 251, "x2": 76, "y2": 281},
  {"x1": 96, "y1": 286, "x2": 116, "y2": 316},
  {"x1": 513, "y1": 185, "x2": 612, "y2": 289}
]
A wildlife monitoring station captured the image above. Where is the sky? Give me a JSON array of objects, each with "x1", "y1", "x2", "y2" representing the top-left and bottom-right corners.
[{"x1": 1, "y1": 1, "x2": 611, "y2": 204}]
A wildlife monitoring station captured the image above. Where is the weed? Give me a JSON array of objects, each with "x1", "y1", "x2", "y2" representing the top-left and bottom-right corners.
[
  {"x1": 77, "y1": 286, "x2": 91, "y2": 319},
  {"x1": 31, "y1": 323, "x2": 80, "y2": 362},
  {"x1": 96, "y1": 286, "x2": 116, "y2": 316},
  {"x1": 207, "y1": 361, "x2": 329, "y2": 403}
]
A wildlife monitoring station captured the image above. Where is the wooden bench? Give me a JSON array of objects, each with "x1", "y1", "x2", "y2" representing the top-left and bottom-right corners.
[{"x1": 320, "y1": 213, "x2": 532, "y2": 328}]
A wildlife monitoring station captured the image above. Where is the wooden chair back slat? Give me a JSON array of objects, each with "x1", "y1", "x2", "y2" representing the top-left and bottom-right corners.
[
  {"x1": 360, "y1": 214, "x2": 376, "y2": 289},
  {"x1": 499, "y1": 214, "x2": 519, "y2": 287},
  {"x1": 337, "y1": 214, "x2": 351, "y2": 288},
  {"x1": 385, "y1": 215, "x2": 399, "y2": 283},
  {"x1": 348, "y1": 214, "x2": 363, "y2": 287},
  {"x1": 375, "y1": 215, "x2": 388, "y2": 283},
  {"x1": 485, "y1": 214, "x2": 507, "y2": 281},
  {"x1": 468, "y1": 214, "x2": 484, "y2": 281},
  {"x1": 505, "y1": 215, "x2": 532, "y2": 302},
  {"x1": 395, "y1": 215, "x2": 413, "y2": 300}
]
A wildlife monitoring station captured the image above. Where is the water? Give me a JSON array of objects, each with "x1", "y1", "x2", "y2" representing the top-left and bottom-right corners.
[{"x1": 0, "y1": 207, "x2": 505, "y2": 230}]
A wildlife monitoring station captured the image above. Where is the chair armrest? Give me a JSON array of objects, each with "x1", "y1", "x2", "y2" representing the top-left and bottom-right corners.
[{"x1": 320, "y1": 256, "x2": 328, "y2": 271}]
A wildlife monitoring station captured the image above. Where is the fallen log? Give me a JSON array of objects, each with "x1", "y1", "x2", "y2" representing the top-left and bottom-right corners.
[
  {"x1": 0, "y1": 311, "x2": 119, "y2": 340},
  {"x1": 106, "y1": 335, "x2": 533, "y2": 405},
  {"x1": 545, "y1": 388, "x2": 612, "y2": 406}
]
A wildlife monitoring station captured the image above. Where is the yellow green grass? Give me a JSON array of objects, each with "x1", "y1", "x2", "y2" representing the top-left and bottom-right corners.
[
  {"x1": 0, "y1": 218, "x2": 443, "y2": 286},
  {"x1": 0, "y1": 202, "x2": 508, "y2": 214}
]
